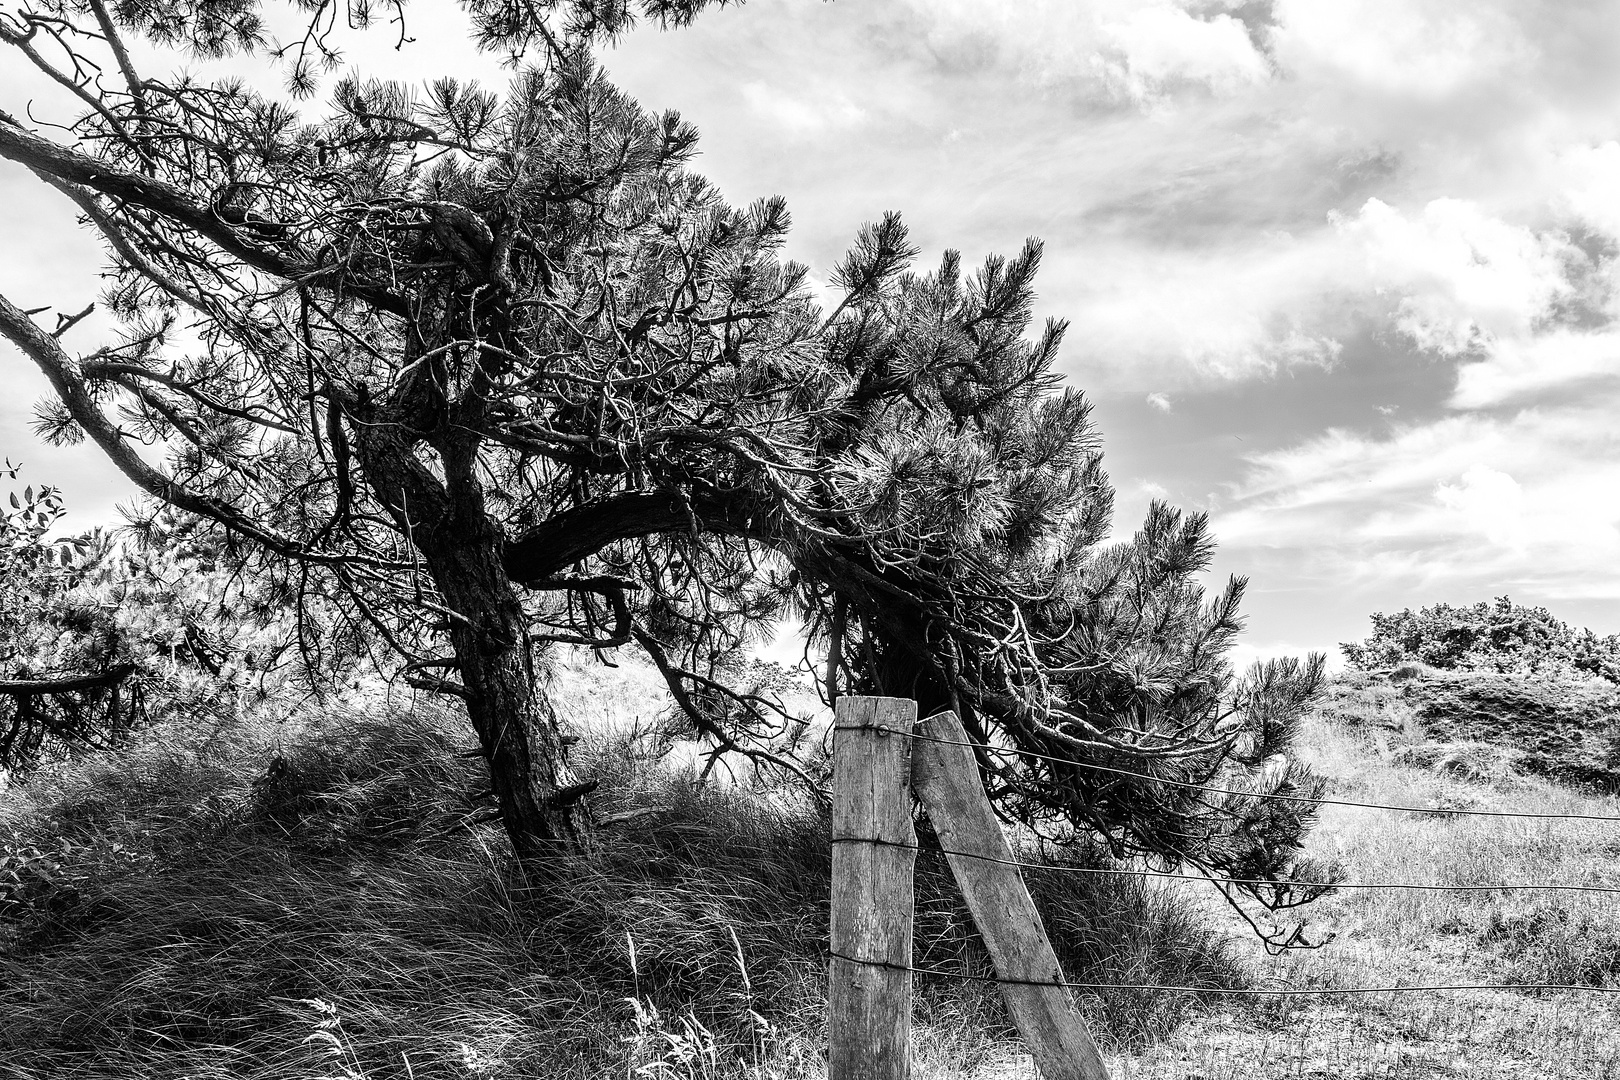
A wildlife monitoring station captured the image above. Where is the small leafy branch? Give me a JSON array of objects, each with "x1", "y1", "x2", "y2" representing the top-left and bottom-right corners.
[{"x1": 0, "y1": 458, "x2": 83, "y2": 569}]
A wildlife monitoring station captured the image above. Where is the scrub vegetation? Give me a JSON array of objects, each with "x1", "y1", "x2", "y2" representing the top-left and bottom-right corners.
[{"x1": 5, "y1": 651, "x2": 1620, "y2": 1079}]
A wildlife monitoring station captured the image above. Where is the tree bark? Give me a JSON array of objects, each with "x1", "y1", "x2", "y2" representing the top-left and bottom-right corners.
[
  {"x1": 344, "y1": 396, "x2": 594, "y2": 871},
  {"x1": 0, "y1": 663, "x2": 135, "y2": 696},
  {"x1": 420, "y1": 523, "x2": 594, "y2": 869}
]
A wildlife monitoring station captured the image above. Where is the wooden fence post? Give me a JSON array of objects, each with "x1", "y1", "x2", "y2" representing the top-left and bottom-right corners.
[
  {"x1": 829, "y1": 696, "x2": 918, "y2": 1080},
  {"x1": 911, "y1": 710, "x2": 1111, "y2": 1080}
]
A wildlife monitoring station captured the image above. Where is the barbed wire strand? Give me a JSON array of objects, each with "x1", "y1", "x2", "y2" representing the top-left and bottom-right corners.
[
  {"x1": 829, "y1": 835, "x2": 1620, "y2": 895},
  {"x1": 833, "y1": 724, "x2": 1620, "y2": 822},
  {"x1": 825, "y1": 951, "x2": 1620, "y2": 996}
]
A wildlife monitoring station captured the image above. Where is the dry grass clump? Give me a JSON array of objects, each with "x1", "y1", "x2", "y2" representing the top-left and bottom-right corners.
[
  {"x1": 1386, "y1": 739, "x2": 1525, "y2": 787},
  {"x1": 1282, "y1": 704, "x2": 1620, "y2": 971},
  {"x1": 0, "y1": 696, "x2": 1245, "y2": 1079},
  {"x1": 1482, "y1": 902, "x2": 1620, "y2": 989}
]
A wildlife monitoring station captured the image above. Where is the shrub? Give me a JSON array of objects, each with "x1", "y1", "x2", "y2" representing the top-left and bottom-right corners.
[
  {"x1": 3, "y1": 464, "x2": 397, "y2": 789},
  {"x1": 1341, "y1": 597, "x2": 1620, "y2": 682}
]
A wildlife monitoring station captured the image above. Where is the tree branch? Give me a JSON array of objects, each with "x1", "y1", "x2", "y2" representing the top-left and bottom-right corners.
[
  {"x1": 0, "y1": 115, "x2": 409, "y2": 318},
  {"x1": 0, "y1": 663, "x2": 135, "y2": 696},
  {"x1": 502, "y1": 488, "x2": 773, "y2": 584},
  {"x1": 0, "y1": 291, "x2": 382, "y2": 567}
]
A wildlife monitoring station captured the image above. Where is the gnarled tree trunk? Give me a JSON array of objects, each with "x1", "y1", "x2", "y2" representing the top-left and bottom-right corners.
[
  {"x1": 345, "y1": 389, "x2": 595, "y2": 871},
  {"x1": 418, "y1": 524, "x2": 594, "y2": 869}
]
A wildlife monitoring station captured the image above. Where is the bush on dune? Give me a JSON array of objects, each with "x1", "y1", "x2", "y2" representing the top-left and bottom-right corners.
[
  {"x1": 1336, "y1": 599, "x2": 1620, "y2": 794},
  {"x1": 1342, "y1": 596, "x2": 1620, "y2": 683}
]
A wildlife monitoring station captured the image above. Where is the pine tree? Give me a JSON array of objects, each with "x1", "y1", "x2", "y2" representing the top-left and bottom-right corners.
[{"x1": 0, "y1": 0, "x2": 1332, "y2": 924}]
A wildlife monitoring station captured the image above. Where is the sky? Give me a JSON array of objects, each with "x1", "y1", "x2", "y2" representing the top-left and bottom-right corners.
[{"x1": 3, "y1": 0, "x2": 1620, "y2": 666}]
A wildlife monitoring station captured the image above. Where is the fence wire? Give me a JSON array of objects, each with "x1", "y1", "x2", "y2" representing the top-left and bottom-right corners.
[
  {"x1": 829, "y1": 719, "x2": 1620, "y2": 1001},
  {"x1": 829, "y1": 835, "x2": 1620, "y2": 895},
  {"x1": 834, "y1": 723, "x2": 1620, "y2": 821},
  {"x1": 825, "y1": 950, "x2": 1620, "y2": 996}
]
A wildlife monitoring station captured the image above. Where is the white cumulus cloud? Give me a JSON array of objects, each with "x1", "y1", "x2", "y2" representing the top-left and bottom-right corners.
[
  {"x1": 1333, "y1": 197, "x2": 1576, "y2": 356},
  {"x1": 1558, "y1": 141, "x2": 1620, "y2": 239},
  {"x1": 1096, "y1": 5, "x2": 1270, "y2": 102}
]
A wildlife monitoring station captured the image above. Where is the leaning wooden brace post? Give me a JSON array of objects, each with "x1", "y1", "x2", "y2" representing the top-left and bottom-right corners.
[
  {"x1": 829, "y1": 696, "x2": 918, "y2": 1080},
  {"x1": 911, "y1": 710, "x2": 1111, "y2": 1080}
]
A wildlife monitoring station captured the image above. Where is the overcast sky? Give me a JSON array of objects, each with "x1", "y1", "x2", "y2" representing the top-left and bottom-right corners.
[{"x1": 4, "y1": 0, "x2": 1620, "y2": 664}]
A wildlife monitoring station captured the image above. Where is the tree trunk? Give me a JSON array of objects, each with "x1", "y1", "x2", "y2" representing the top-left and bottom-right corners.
[
  {"x1": 418, "y1": 527, "x2": 594, "y2": 872},
  {"x1": 344, "y1": 347, "x2": 594, "y2": 874}
]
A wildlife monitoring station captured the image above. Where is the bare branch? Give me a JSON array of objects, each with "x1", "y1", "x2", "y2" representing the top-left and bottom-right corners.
[
  {"x1": 0, "y1": 663, "x2": 135, "y2": 696},
  {"x1": 0, "y1": 116, "x2": 409, "y2": 318}
]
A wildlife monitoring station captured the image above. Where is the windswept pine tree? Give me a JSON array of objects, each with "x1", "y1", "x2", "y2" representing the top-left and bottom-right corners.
[{"x1": 0, "y1": 0, "x2": 1331, "y2": 929}]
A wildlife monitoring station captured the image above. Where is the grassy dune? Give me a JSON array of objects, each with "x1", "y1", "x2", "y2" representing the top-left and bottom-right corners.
[
  {"x1": 3, "y1": 665, "x2": 1620, "y2": 1078},
  {"x1": 1117, "y1": 680, "x2": 1620, "y2": 1080}
]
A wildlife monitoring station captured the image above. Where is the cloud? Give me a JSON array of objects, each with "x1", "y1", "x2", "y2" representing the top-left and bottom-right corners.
[
  {"x1": 1558, "y1": 141, "x2": 1620, "y2": 239},
  {"x1": 1318, "y1": 194, "x2": 1620, "y2": 409},
  {"x1": 895, "y1": 0, "x2": 1272, "y2": 102},
  {"x1": 1096, "y1": 6, "x2": 1271, "y2": 102},
  {"x1": 1269, "y1": 0, "x2": 1530, "y2": 97},
  {"x1": 1071, "y1": 183, "x2": 1618, "y2": 400},
  {"x1": 1333, "y1": 197, "x2": 1577, "y2": 356},
  {"x1": 865, "y1": 3, "x2": 1617, "y2": 389},
  {"x1": 1433, "y1": 464, "x2": 1526, "y2": 548},
  {"x1": 1145, "y1": 392, "x2": 1173, "y2": 411},
  {"x1": 1055, "y1": 191, "x2": 1590, "y2": 390},
  {"x1": 1050, "y1": 231, "x2": 1349, "y2": 385},
  {"x1": 739, "y1": 81, "x2": 866, "y2": 134},
  {"x1": 1451, "y1": 329, "x2": 1620, "y2": 408},
  {"x1": 1219, "y1": 404, "x2": 1620, "y2": 599}
]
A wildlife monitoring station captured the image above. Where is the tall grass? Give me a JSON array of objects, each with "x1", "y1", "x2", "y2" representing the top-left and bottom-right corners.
[
  {"x1": 11, "y1": 669, "x2": 1620, "y2": 1077},
  {"x1": 1, "y1": 697, "x2": 1243, "y2": 1079}
]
